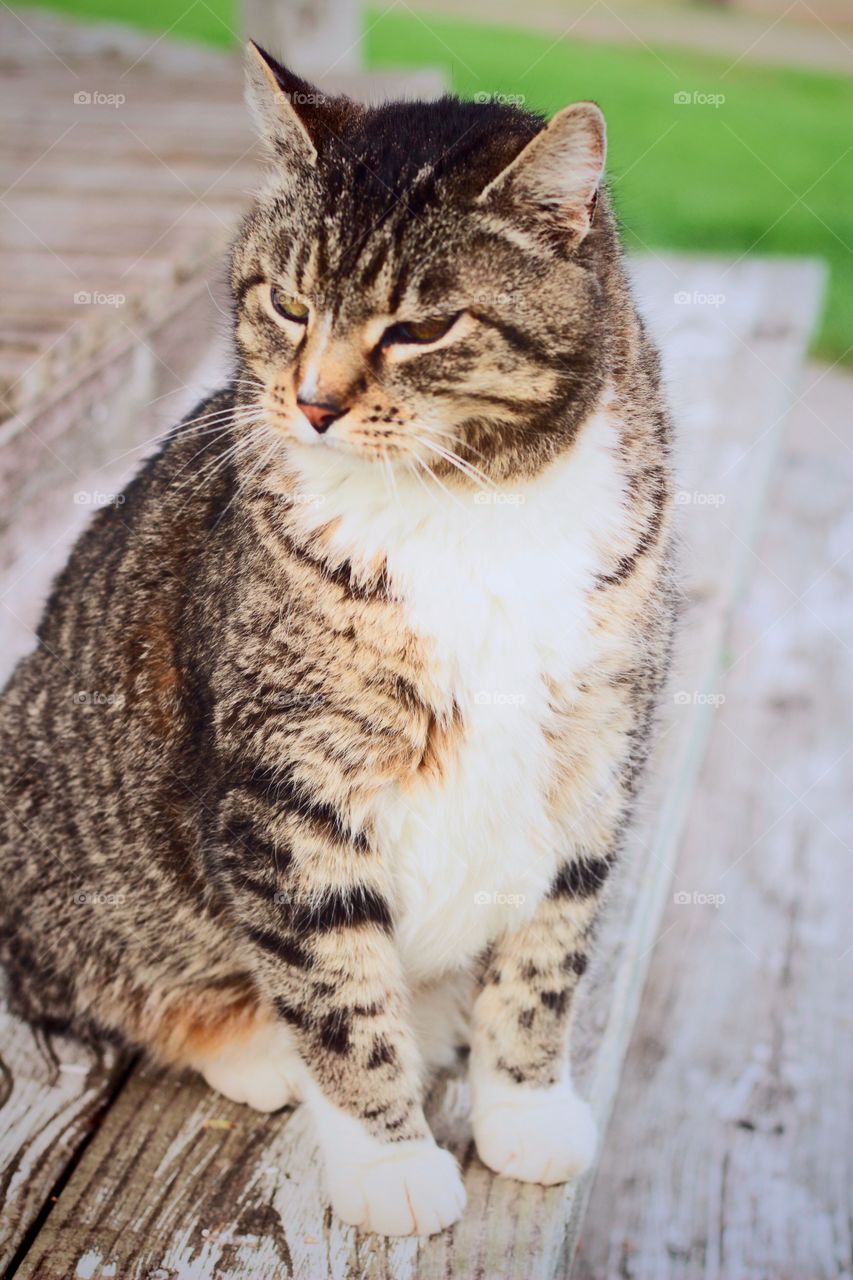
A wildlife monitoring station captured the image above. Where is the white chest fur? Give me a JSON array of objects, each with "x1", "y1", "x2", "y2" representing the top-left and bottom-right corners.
[{"x1": 287, "y1": 397, "x2": 627, "y2": 980}]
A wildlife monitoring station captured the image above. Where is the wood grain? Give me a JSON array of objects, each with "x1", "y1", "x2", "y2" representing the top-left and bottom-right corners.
[
  {"x1": 0, "y1": 6, "x2": 444, "y2": 424},
  {"x1": 0, "y1": 986, "x2": 127, "y2": 1273},
  {"x1": 573, "y1": 360, "x2": 853, "y2": 1280},
  {"x1": 2, "y1": 256, "x2": 824, "y2": 1279}
]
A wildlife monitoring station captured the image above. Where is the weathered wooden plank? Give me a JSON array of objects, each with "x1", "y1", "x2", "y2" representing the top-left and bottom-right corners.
[
  {"x1": 6, "y1": 256, "x2": 824, "y2": 1280},
  {"x1": 0, "y1": 238, "x2": 230, "y2": 421},
  {"x1": 0, "y1": 254, "x2": 172, "y2": 290},
  {"x1": 573, "y1": 361, "x2": 853, "y2": 1280},
  {"x1": 2, "y1": 196, "x2": 234, "y2": 254},
  {"x1": 0, "y1": 5, "x2": 445, "y2": 427},
  {"x1": 0, "y1": 10, "x2": 241, "y2": 65},
  {"x1": 0, "y1": 986, "x2": 127, "y2": 1274},
  {"x1": 0, "y1": 159, "x2": 260, "y2": 199},
  {"x1": 0, "y1": 267, "x2": 231, "y2": 671}
]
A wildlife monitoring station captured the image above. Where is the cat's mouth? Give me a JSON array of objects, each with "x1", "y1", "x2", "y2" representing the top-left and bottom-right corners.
[{"x1": 262, "y1": 399, "x2": 407, "y2": 463}]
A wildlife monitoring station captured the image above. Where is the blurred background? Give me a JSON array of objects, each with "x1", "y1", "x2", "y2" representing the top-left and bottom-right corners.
[
  {"x1": 0, "y1": 3, "x2": 850, "y2": 1279},
  {"x1": 6, "y1": 0, "x2": 852, "y2": 364}
]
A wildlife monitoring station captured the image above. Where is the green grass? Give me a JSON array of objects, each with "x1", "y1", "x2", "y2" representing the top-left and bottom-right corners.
[
  {"x1": 366, "y1": 11, "x2": 853, "y2": 365},
  {"x1": 19, "y1": 0, "x2": 239, "y2": 46},
  {"x1": 16, "y1": 0, "x2": 853, "y2": 361}
]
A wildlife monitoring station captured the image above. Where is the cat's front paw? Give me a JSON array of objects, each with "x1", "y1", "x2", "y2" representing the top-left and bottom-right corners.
[
  {"x1": 326, "y1": 1139, "x2": 466, "y2": 1236},
  {"x1": 472, "y1": 1078, "x2": 597, "y2": 1185}
]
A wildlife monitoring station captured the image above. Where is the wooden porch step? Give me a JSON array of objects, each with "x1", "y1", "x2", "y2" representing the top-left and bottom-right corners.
[
  {"x1": 0, "y1": 255, "x2": 825, "y2": 1278},
  {"x1": 575, "y1": 360, "x2": 853, "y2": 1278},
  {"x1": 0, "y1": 6, "x2": 444, "y2": 426}
]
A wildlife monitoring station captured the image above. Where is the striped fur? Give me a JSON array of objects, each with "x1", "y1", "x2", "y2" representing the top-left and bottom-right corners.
[{"x1": 0, "y1": 50, "x2": 675, "y2": 1235}]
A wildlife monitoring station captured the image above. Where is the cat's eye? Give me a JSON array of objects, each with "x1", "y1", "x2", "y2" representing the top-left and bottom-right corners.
[
  {"x1": 269, "y1": 287, "x2": 309, "y2": 324},
  {"x1": 382, "y1": 313, "x2": 459, "y2": 346}
]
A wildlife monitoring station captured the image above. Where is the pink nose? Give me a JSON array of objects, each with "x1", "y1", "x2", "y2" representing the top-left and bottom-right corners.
[{"x1": 297, "y1": 399, "x2": 345, "y2": 434}]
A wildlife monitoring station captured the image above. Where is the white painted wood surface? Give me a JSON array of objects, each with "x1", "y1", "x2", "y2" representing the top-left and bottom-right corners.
[
  {"x1": 0, "y1": 255, "x2": 825, "y2": 1279},
  {"x1": 0, "y1": 992, "x2": 126, "y2": 1274},
  {"x1": 574, "y1": 360, "x2": 852, "y2": 1280}
]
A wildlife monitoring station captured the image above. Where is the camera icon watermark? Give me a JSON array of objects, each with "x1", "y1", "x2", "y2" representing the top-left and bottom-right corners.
[
  {"x1": 284, "y1": 91, "x2": 327, "y2": 106},
  {"x1": 270, "y1": 689, "x2": 326, "y2": 709},
  {"x1": 278, "y1": 491, "x2": 325, "y2": 507},
  {"x1": 673, "y1": 890, "x2": 726, "y2": 908},
  {"x1": 673, "y1": 690, "x2": 726, "y2": 707},
  {"x1": 474, "y1": 91, "x2": 526, "y2": 106},
  {"x1": 673, "y1": 90, "x2": 725, "y2": 108},
  {"x1": 473, "y1": 889, "x2": 526, "y2": 907},
  {"x1": 74, "y1": 489, "x2": 125, "y2": 507},
  {"x1": 73, "y1": 689, "x2": 125, "y2": 708},
  {"x1": 474, "y1": 690, "x2": 526, "y2": 707},
  {"x1": 73, "y1": 888, "x2": 126, "y2": 906},
  {"x1": 471, "y1": 287, "x2": 519, "y2": 308},
  {"x1": 675, "y1": 490, "x2": 726, "y2": 507},
  {"x1": 73, "y1": 291, "x2": 126, "y2": 308},
  {"x1": 73, "y1": 90, "x2": 126, "y2": 108},
  {"x1": 674, "y1": 290, "x2": 726, "y2": 308},
  {"x1": 473, "y1": 492, "x2": 526, "y2": 507}
]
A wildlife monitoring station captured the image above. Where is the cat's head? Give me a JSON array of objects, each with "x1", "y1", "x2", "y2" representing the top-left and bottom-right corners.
[{"x1": 231, "y1": 44, "x2": 617, "y2": 484}]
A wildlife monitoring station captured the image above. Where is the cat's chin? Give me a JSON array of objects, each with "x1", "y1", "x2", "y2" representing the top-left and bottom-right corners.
[{"x1": 280, "y1": 438, "x2": 405, "y2": 502}]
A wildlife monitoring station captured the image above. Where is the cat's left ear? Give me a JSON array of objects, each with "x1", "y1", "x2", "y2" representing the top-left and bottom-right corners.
[
  {"x1": 477, "y1": 102, "x2": 606, "y2": 244},
  {"x1": 245, "y1": 42, "x2": 355, "y2": 166}
]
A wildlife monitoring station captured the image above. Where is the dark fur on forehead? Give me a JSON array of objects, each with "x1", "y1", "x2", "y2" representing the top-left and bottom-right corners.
[
  {"x1": 256, "y1": 46, "x2": 546, "y2": 208},
  {"x1": 319, "y1": 96, "x2": 546, "y2": 204}
]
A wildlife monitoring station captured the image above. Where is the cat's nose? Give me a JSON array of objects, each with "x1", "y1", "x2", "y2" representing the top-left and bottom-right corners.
[{"x1": 297, "y1": 399, "x2": 346, "y2": 434}]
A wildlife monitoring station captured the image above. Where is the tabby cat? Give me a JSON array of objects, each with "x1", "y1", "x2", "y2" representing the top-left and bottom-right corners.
[{"x1": 0, "y1": 45, "x2": 674, "y2": 1235}]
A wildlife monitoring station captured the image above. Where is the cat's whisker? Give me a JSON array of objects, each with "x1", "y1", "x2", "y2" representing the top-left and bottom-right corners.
[
  {"x1": 174, "y1": 401, "x2": 262, "y2": 432},
  {"x1": 428, "y1": 440, "x2": 497, "y2": 490},
  {"x1": 171, "y1": 440, "x2": 245, "y2": 501},
  {"x1": 380, "y1": 452, "x2": 401, "y2": 510},
  {"x1": 406, "y1": 455, "x2": 438, "y2": 504},
  {"x1": 180, "y1": 403, "x2": 261, "y2": 426},
  {"x1": 170, "y1": 435, "x2": 267, "y2": 519},
  {"x1": 176, "y1": 405, "x2": 265, "y2": 438},
  {"x1": 171, "y1": 411, "x2": 266, "y2": 444},
  {"x1": 419, "y1": 424, "x2": 490, "y2": 464},
  {"x1": 169, "y1": 414, "x2": 266, "y2": 489},
  {"x1": 96, "y1": 407, "x2": 262, "y2": 474},
  {"x1": 385, "y1": 452, "x2": 400, "y2": 506},
  {"x1": 162, "y1": 416, "x2": 264, "y2": 459},
  {"x1": 211, "y1": 433, "x2": 280, "y2": 532},
  {"x1": 169, "y1": 436, "x2": 249, "y2": 495},
  {"x1": 170, "y1": 421, "x2": 269, "y2": 502},
  {"x1": 372, "y1": 446, "x2": 392, "y2": 502},
  {"x1": 412, "y1": 435, "x2": 495, "y2": 492},
  {"x1": 410, "y1": 452, "x2": 469, "y2": 513}
]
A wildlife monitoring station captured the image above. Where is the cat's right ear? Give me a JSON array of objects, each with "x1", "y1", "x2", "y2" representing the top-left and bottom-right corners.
[
  {"x1": 477, "y1": 102, "x2": 607, "y2": 245},
  {"x1": 245, "y1": 42, "x2": 319, "y2": 166}
]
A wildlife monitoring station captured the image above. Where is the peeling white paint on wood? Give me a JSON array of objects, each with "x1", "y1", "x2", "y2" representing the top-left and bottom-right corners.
[{"x1": 574, "y1": 361, "x2": 853, "y2": 1280}]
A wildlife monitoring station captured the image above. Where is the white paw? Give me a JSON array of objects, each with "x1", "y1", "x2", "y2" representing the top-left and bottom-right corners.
[
  {"x1": 196, "y1": 1023, "x2": 301, "y2": 1113},
  {"x1": 326, "y1": 1139, "x2": 466, "y2": 1236},
  {"x1": 201, "y1": 1053, "x2": 299, "y2": 1113},
  {"x1": 472, "y1": 1079, "x2": 597, "y2": 1185}
]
